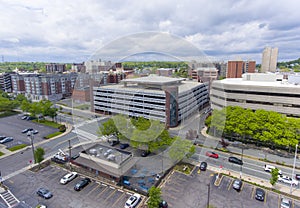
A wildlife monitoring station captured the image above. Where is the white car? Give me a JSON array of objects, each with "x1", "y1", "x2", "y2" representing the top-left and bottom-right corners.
[
  {"x1": 281, "y1": 198, "x2": 291, "y2": 208},
  {"x1": 278, "y1": 175, "x2": 299, "y2": 186},
  {"x1": 264, "y1": 164, "x2": 282, "y2": 175},
  {"x1": 125, "y1": 193, "x2": 141, "y2": 208},
  {"x1": 60, "y1": 172, "x2": 78, "y2": 184}
]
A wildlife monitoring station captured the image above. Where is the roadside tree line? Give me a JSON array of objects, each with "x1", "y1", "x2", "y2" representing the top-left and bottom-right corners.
[{"x1": 205, "y1": 106, "x2": 300, "y2": 151}]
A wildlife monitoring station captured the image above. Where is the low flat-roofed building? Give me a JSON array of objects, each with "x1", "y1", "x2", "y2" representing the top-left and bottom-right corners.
[
  {"x1": 210, "y1": 73, "x2": 300, "y2": 117},
  {"x1": 93, "y1": 75, "x2": 209, "y2": 127}
]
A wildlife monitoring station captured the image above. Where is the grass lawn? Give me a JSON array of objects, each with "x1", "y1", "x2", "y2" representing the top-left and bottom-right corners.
[
  {"x1": 0, "y1": 151, "x2": 4, "y2": 156},
  {"x1": 33, "y1": 120, "x2": 61, "y2": 128},
  {"x1": 174, "y1": 163, "x2": 195, "y2": 175},
  {"x1": 9, "y1": 144, "x2": 28, "y2": 151},
  {"x1": 44, "y1": 131, "x2": 63, "y2": 139}
]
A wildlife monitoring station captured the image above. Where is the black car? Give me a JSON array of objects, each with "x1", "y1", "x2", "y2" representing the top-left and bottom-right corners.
[
  {"x1": 74, "y1": 178, "x2": 91, "y2": 191},
  {"x1": 232, "y1": 179, "x2": 242, "y2": 191},
  {"x1": 22, "y1": 128, "x2": 33, "y2": 133},
  {"x1": 255, "y1": 188, "x2": 265, "y2": 201},
  {"x1": 120, "y1": 143, "x2": 129, "y2": 149},
  {"x1": 159, "y1": 200, "x2": 168, "y2": 208},
  {"x1": 228, "y1": 156, "x2": 243, "y2": 165},
  {"x1": 36, "y1": 188, "x2": 53, "y2": 199},
  {"x1": 199, "y1": 162, "x2": 207, "y2": 171},
  {"x1": 141, "y1": 150, "x2": 150, "y2": 157},
  {"x1": 295, "y1": 174, "x2": 300, "y2": 181},
  {"x1": 109, "y1": 140, "x2": 120, "y2": 146}
]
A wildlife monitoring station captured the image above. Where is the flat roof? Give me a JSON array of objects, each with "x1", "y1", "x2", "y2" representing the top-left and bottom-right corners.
[
  {"x1": 216, "y1": 78, "x2": 300, "y2": 88},
  {"x1": 122, "y1": 74, "x2": 186, "y2": 86}
]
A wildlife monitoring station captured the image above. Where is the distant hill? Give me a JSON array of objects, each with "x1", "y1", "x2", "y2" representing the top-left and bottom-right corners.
[{"x1": 277, "y1": 58, "x2": 300, "y2": 69}]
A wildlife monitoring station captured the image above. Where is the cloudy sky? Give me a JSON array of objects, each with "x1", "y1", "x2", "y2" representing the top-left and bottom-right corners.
[{"x1": 1, "y1": 0, "x2": 299, "y2": 63}]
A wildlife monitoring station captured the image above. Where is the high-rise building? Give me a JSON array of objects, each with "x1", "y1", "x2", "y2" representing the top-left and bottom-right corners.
[
  {"x1": 261, "y1": 47, "x2": 278, "y2": 72},
  {"x1": 0, "y1": 72, "x2": 13, "y2": 92}
]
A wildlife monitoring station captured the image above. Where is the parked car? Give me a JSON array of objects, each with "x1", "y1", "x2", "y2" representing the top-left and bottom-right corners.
[
  {"x1": 199, "y1": 162, "x2": 207, "y2": 171},
  {"x1": 280, "y1": 198, "x2": 292, "y2": 208},
  {"x1": 32, "y1": 129, "x2": 39, "y2": 134},
  {"x1": 125, "y1": 193, "x2": 141, "y2": 208},
  {"x1": 109, "y1": 140, "x2": 120, "y2": 146},
  {"x1": 36, "y1": 188, "x2": 53, "y2": 199},
  {"x1": 21, "y1": 115, "x2": 28, "y2": 120},
  {"x1": 74, "y1": 178, "x2": 91, "y2": 191},
  {"x1": 141, "y1": 150, "x2": 150, "y2": 157},
  {"x1": 232, "y1": 179, "x2": 242, "y2": 191},
  {"x1": 22, "y1": 128, "x2": 33, "y2": 133},
  {"x1": 295, "y1": 174, "x2": 300, "y2": 181},
  {"x1": 120, "y1": 143, "x2": 129, "y2": 149},
  {"x1": 205, "y1": 151, "x2": 219, "y2": 159},
  {"x1": 159, "y1": 200, "x2": 168, "y2": 208},
  {"x1": 0, "y1": 136, "x2": 6, "y2": 140},
  {"x1": 228, "y1": 156, "x2": 243, "y2": 165},
  {"x1": 264, "y1": 164, "x2": 282, "y2": 175},
  {"x1": 255, "y1": 188, "x2": 265, "y2": 201},
  {"x1": 0, "y1": 137, "x2": 13, "y2": 144},
  {"x1": 60, "y1": 172, "x2": 78, "y2": 184},
  {"x1": 278, "y1": 175, "x2": 299, "y2": 186}
]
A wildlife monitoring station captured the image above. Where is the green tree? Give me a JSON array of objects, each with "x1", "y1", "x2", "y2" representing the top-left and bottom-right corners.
[
  {"x1": 20, "y1": 100, "x2": 31, "y2": 113},
  {"x1": 98, "y1": 118, "x2": 118, "y2": 136},
  {"x1": 34, "y1": 147, "x2": 45, "y2": 166},
  {"x1": 270, "y1": 168, "x2": 279, "y2": 186},
  {"x1": 168, "y1": 137, "x2": 195, "y2": 161},
  {"x1": 147, "y1": 186, "x2": 162, "y2": 208}
]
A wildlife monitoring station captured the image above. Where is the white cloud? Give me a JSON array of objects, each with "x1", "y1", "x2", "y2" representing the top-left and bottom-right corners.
[{"x1": 0, "y1": 0, "x2": 299, "y2": 62}]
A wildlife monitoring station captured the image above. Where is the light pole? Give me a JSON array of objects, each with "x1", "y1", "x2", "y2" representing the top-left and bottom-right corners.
[
  {"x1": 290, "y1": 144, "x2": 298, "y2": 194},
  {"x1": 207, "y1": 183, "x2": 210, "y2": 208},
  {"x1": 27, "y1": 131, "x2": 35, "y2": 164}
]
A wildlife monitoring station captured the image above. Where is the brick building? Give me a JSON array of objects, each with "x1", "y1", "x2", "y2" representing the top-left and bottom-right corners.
[{"x1": 227, "y1": 60, "x2": 256, "y2": 78}]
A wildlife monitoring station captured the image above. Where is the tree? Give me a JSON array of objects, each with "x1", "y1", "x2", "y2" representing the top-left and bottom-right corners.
[
  {"x1": 98, "y1": 118, "x2": 118, "y2": 136},
  {"x1": 34, "y1": 147, "x2": 45, "y2": 167},
  {"x1": 168, "y1": 137, "x2": 195, "y2": 162},
  {"x1": 147, "y1": 186, "x2": 161, "y2": 208},
  {"x1": 270, "y1": 168, "x2": 279, "y2": 186}
]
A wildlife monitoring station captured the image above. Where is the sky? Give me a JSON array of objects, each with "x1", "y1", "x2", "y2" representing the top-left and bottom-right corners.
[{"x1": 1, "y1": 0, "x2": 300, "y2": 63}]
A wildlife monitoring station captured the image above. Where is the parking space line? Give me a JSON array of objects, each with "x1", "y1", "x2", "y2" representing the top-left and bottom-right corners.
[
  {"x1": 251, "y1": 187, "x2": 255, "y2": 199},
  {"x1": 238, "y1": 182, "x2": 244, "y2": 194},
  {"x1": 111, "y1": 192, "x2": 125, "y2": 207},
  {"x1": 104, "y1": 189, "x2": 116, "y2": 202},
  {"x1": 97, "y1": 186, "x2": 108, "y2": 198},
  {"x1": 228, "y1": 178, "x2": 233, "y2": 190},
  {"x1": 86, "y1": 184, "x2": 100, "y2": 196},
  {"x1": 264, "y1": 191, "x2": 267, "y2": 203}
]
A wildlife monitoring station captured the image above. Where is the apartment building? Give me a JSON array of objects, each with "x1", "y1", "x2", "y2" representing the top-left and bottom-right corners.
[
  {"x1": 227, "y1": 60, "x2": 256, "y2": 78},
  {"x1": 45, "y1": 63, "x2": 66, "y2": 73},
  {"x1": 93, "y1": 75, "x2": 209, "y2": 127},
  {"x1": 0, "y1": 72, "x2": 13, "y2": 92},
  {"x1": 11, "y1": 73, "x2": 78, "y2": 101},
  {"x1": 190, "y1": 67, "x2": 218, "y2": 83},
  {"x1": 210, "y1": 73, "x2": 300, "y2": 117}
]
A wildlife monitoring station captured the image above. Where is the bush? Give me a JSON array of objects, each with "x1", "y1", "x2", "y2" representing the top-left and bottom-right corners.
[
  {"x1": 59, "y1": 125, "x2": 66, "y2": 132},
  {"x1": 0, "y1": 151, "x2": 4, "y2": 156}
]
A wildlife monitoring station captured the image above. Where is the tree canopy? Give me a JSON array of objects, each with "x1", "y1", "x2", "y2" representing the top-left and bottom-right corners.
[
  {"x1": 206, "y1": 106, "x2": 300, "y2": 150},
  {"x1": 147, "y1": 186, "x2": 162, "y2": 208}
]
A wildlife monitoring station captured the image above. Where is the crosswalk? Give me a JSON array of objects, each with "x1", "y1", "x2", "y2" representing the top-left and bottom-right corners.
[{"x1": 0, "y1": 189, "x2": 19, "y2": 208}]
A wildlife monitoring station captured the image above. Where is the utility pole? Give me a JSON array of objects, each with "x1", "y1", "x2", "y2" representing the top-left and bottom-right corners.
[
  {"x1": 290, "y1": 144, "x2": 298, "y2": 194},
  {"x1": 68, "y1": 139, "x2": 72, "y2": 161},
  {"x1": 27, "y1": 131, "x2": 35, "y2": 163}
]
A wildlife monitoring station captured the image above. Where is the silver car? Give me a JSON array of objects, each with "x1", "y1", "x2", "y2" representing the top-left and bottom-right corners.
[{"x1": 281, "y1": 198, "x2": 291, "y2": 208}]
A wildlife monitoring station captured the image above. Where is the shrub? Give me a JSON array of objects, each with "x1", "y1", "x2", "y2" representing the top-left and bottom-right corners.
[
  {"x1": 8, "y1": 144, "x2": 28, "y2": 151},
  {"x1": 59, "y1": 124, "x2": 66, "y2": 132}
]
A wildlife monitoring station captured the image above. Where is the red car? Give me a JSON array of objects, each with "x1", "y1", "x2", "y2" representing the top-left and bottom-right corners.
[{"x1": 205, "y1": 151, "x2": 219, "y2": 159}]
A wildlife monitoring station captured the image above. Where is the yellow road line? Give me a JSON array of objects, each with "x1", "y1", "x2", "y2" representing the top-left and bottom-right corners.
[
  {"x1": 228, "y1": 179, "x2": 234, "y2": 191},
  {"x1": 97, "y1": 186, "x2": 108, "y2": 198},
  {"x1": 111, "y1": 192, "x2": 125, "y2": 207},
  {"x1": 86, "y1": 184, "x2": 99, "y2": 196},
  {"x1": 104, "y1": 189, "x2": 116, "y2": 202}
]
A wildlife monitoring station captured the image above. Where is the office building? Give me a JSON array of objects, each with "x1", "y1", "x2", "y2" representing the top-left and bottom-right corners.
[
  {"x1": 210, "y1": 73, "x2": 300, "y2": 117},
  {"x1": 261, "y1": 47, "x2": 278, "y2": 72},
  {"x1": 93, "y1": 75, "x2": 209, "y2": 127}
]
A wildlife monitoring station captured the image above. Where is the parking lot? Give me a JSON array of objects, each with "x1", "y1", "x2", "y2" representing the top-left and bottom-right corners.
[
  {"x1": 0, "y1": 114, "x2": 57, "y2": 148},
  {"x1": 161, "y1": 167, "x2": 300, "y2": 208},
  {"x1": 3, "y1": 165, "x2": 143, "y2": 208}
]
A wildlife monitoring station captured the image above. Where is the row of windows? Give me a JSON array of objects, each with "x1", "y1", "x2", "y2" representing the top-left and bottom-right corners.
[
  {"x1": 212, "y1": 96, "x2": 300, "y2": 108},
  {"x1": 211, "y1": 86, "x2": 300, "y2": 98},
  {"x1": 95, "y1": 89, "x2": 165, "y2": 99}
]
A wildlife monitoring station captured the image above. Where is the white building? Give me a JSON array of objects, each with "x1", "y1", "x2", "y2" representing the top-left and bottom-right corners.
[
  {"x1": 210, "y1": 73, "x2": 300, "y2": 117},
  {"x1": 93, "y1": 75, "x2": 209, "y2": 127},
  {"x1": 261, "y1": 47, "x2": 278, "y2": 73}
]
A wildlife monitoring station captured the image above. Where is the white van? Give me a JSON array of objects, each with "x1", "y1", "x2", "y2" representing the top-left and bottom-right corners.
[{"x1": 264, "y1": 164, "x2": 282, "y2": 175}]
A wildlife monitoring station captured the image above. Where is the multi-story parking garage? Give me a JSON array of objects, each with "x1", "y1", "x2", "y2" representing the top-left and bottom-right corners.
[
  {"x1": 93, "y1": 75, "x2": 209, "y2": 127},
  {"x1": 210, "y1": 73, "x2": 300, "y2": 117}
]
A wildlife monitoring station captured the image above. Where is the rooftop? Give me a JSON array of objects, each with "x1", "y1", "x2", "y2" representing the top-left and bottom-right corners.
[{"x1": 122, "y1": 74, "x2": 185, "y2": 86}]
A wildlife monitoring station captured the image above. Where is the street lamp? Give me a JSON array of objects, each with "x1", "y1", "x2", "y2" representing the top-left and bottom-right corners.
[
  {"x1": 290, "y1": 144, "x2": 298, "y2": 194},
  {"x1": 27, "y1": 131, "x2": 35, "y2": 164}
]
